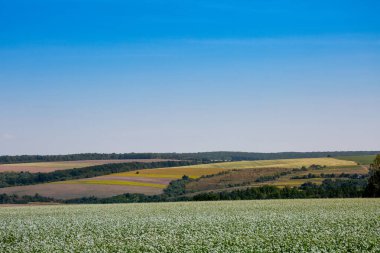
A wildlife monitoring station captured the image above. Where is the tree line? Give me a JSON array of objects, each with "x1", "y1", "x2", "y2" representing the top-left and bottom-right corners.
[
  {"x1": 1, "y1": 151, "x2": 379, "y2": 164},
  {"x1": 363, "y1": 154, "x2": 380, "y2": 197},
  {"x1": 192, "y1": 179, "x2": 367, "y2": 201},
  {"x1": 63, "y1": 178, "x2": 367, "y2": 204}
]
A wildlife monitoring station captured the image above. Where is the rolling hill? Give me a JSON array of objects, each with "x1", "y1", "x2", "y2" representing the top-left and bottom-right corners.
[{"x1": 0, "y1": 157, "x2": 358, "y2": 199}]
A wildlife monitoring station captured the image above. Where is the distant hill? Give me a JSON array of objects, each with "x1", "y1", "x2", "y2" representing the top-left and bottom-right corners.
[
  {"x1": 0, "y1": 151, "x2": 379, "y2": 164},
  {"x1": 0, "y1": 157, "x2": 359, "y2": 200}
]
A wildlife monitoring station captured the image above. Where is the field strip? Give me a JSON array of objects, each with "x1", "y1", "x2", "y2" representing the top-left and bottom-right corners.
[
  {"x1": 115, "y1": 158, "x2": 356, "y2": 179},
  {"x1": 112, "y1": 173, "x2": 190, "y2": 179},
  {"x1": 178, "y1": 158, "x2": 356, "y2": 170},
  {"x1": 336, "y1": 155, "x2": 377, "y2": 165},
  {"x1": 55, "y1": 180, "x2": 167, "y2": 188},
  {"x1": 0, "y1": 159, "x2": 173, "y2": 173}
]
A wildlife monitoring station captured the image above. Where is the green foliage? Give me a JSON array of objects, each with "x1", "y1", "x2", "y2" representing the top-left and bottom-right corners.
[
  {"x1": 291, "y1": 173, "x2": 367, "y2": 180},
  {"x1": 65, "y1": 193, "x2": 164, "y2": 204},
  {"x1": 255, "y1": 174, "x2": 282, "y2": 182},
  {"x1": 192, "y1": 179, "x2": 366, "y2": 201},
  {"x1": 162, "y1": 175, "x2": 193, "y2": 197},
  {"x1": 371, "y1": 154, "x2": 380, "y2": 170},
  {"x1": 364, "y1": 155, "x2": 380, "y2": 197},
  {"x1": 0, "y1": 193, "x2": 54, "y2": 204}
]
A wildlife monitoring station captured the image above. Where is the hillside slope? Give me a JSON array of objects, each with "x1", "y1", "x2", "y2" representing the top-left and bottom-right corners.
[{"x1": 0, "y1": 158, "x2": 356, "y2": 199}]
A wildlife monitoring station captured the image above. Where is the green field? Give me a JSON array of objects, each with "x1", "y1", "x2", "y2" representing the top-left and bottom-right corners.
[
  {"x1": 0, "y1": 199, "x2": 379, "y2": 252},
  {"x1": 336, "y1": 155, "x2": 377, "y2": 165}
]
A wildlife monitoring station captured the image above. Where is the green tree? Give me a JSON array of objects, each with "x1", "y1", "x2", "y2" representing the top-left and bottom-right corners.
[
  {"x1": 370, "y1": 155, "x2": 380, "y2": 170},
  {"x1": 363, "y1": 155, "x2": 380, "y2": 197}
]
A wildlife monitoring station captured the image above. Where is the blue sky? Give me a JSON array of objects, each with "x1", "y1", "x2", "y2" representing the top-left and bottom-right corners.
[{"x1": 0, "y1": 0, "x2": 379, "y2": 155}]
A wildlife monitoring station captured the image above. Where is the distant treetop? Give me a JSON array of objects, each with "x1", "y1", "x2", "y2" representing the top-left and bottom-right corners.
[{"x1": 1, "y1": 151, "x2": 379, "y2": 164}]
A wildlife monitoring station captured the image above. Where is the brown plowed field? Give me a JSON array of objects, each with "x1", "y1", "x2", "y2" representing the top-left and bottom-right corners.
[
  {"x1": 0, "y1": 183, "x2": 162, "y2": 200},
  {"x1": 186, "y1": 167, "x2": 292, "y2": 192},
  {"x1": 0, "y1": 159, "x2": 172, "y2": 173}
]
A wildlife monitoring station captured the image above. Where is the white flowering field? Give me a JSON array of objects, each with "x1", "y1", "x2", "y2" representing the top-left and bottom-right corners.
[{"x1": 0, "y1": 199, "x2": 379, "y2": 252}]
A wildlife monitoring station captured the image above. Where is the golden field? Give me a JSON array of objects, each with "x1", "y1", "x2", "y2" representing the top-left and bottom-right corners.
[{"x1": 112, "y1": 157, "x2": 356, "y2": 179}]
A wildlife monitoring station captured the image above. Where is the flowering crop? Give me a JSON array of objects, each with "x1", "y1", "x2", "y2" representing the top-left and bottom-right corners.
[{"x1": 0, "y1": 199, "x2": 379, "y2": 252}]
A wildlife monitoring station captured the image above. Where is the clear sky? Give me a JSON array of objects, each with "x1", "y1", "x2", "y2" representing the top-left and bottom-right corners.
[{"x1": 0, "y1": 0, "x2": 379, "y2": 155}]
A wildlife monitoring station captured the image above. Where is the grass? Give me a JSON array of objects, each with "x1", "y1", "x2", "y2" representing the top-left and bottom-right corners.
[
  {"x1": 336, "y1": 155, "x2": 377, "y2": 165},
  {"x1": 57, "y1": 180, "x2": 167, "y2": 188},
  {"x1": 0, "y1": 199, "x2": 379, "y2": 252}
]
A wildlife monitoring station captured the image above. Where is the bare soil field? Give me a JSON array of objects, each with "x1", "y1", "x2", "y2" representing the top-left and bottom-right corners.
[
  {"x1": 83, "y1": 175, "x2": 173, "y2": 185},
  {"x1": 0, "y1": 202, "x2": 61, "y2": 207},
  {"x1": 186, "y1": 167, "x2": 293, "y2": 192},
  {"x1": 0, "y1": 159, "x2": 172, "y2": 173},
  {"x1": 0, "y1": 183, "x2": 162, "y2": 199}
]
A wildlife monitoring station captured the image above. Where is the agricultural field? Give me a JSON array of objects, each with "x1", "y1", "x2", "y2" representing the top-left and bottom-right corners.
[
  {"x1": 336, "y1": 155, "x2": 377, "y2": 165},
  {"x1": 0, "y1": 159, "x2": 171, "y2": 173},
  {"x1": 0, "y1": 199, "x2": 379, "y2": 252},
  {"x1": 0, "y1": 158, "x2": 357, "y2": 199},
  {"x1": 0, "y1": 183, "x2": 162, "y2": 200},
  {"x1": 186, "y1": 164, "x2": 369, "y2": 193},
  {"x1": 186, "y1": 167, "x2": 293, "y2": 192},
  {"x1": 110, "y1": 157, "x2": 356, "y2": 179},
  {"x1": 265, "y1": 166, "x2": 369, "y2": 187}
]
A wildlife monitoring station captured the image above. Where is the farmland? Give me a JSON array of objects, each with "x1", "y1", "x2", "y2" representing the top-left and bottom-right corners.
[
  {"x1": 0, "y1": 158, "x2": 359, "y2": 199},
  {"x1": 0, "y1": 183, "x2": 162, "y2": 199},
  {"x1": 0, "y1": 199, "x2": 379, "y2": 252},
  {"x1": 336, "y1": 155, "x2": 377, "y2": 165},
  {"x1": 110, "y1": 157, "x2": 356, "y2": 179},
  {"x1": 186, "y1": 165, "x2": 369, "y2": 193},
  {"x1": 0, "y1": 159, "x2": 171, "y2": 173}
]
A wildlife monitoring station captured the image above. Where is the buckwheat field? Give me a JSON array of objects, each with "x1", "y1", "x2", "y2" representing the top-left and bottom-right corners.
[{"x1": 1, "y1": 199, "x2": 379, "y2": 252}]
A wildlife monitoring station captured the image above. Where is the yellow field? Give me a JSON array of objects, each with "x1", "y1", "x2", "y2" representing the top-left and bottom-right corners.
[
  {"x1": 56, "y1": 180, "x2": 167, "y2": 188},
  {"x1": 114, "y1": 158, "x2": 356, "y2": 179}
]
